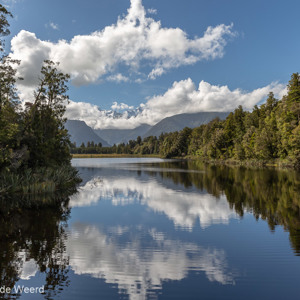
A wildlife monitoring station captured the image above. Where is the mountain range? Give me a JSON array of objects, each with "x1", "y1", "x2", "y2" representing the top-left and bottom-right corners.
[
  {"x1": 143, "y1": 112, "x2": 229, "y2": 138},
  {"x1": 65, "y1": 120, "x2": 110, "y2": 147},
  {"x1": 94, "y1": 124, "x2": 151, "y2": 146},
  {"x1": 66, "y1": 111, "x2": 229, "y2": 146}
]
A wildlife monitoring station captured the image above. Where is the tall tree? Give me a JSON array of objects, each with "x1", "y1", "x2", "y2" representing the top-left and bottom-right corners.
[
  {"x1": 0, "y1": 4, "x2": 12, "y2": 51},
  {"x1": 0, "y1": 5, "x2": 24, "y2": 170},
  {"x1": 23, "y1": 60, "x2": 71, "y2": 167},
  {"x1": 287, "y1": 73, "x2": 300, "y2": 124}
]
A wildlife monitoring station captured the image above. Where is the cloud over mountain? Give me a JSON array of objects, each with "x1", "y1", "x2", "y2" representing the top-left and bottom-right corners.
[
  {"x1": 10, "y1": 0, "x2": 235, "y2": 87},
  {"x1": 65, "y1": 79, "x2": 286, "y2": 129}
]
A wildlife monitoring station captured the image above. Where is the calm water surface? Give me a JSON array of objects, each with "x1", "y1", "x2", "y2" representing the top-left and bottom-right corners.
[{"x1": 1, "y1": 158, "x2": 300, "y2": 299}]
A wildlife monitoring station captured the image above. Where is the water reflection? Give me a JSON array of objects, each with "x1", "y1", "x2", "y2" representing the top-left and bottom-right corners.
[
  {"x1": 70, "y1": 176, "x2": 237, "y2": 229},
  {"x1": 66, "y1": 223, "x2": 235, "y2": 299},
  {"x1": 66, "y1": 158, "x2": 300, "y2": 298},
  {"x1": 71, "y1": 159, "x2": 300, "y2": 254},
  {"x1": 1, "y1": 158, "x2": 300, "y2": 299},
  {"x1": 0, "y1": 194, "x2": 71, "y2": 299}
]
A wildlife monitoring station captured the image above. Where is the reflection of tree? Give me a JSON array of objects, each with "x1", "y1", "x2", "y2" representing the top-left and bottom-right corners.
[
  {"x1": 143, "y1": 161, "x2": 300, "y2": 255},
  {"x1": 0, "y1": 194, "x2": 71, "y2": 299},
  {"x1": 0, "y1": 243, "x2": 20, "y2": 298}
]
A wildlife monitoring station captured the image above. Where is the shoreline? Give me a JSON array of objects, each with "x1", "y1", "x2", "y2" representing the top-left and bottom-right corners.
[
  {"x1": 72, "y1": 154, "x2": 161, "y2": 158},
  {"x1": 72, "y1": 154, "x2": 299, "y2": 170}
]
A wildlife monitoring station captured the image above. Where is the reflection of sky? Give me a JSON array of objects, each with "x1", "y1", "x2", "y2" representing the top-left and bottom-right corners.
[
  {"x1": 66, "y1": 159, "x2": 237, "y2": 299},
  {"x1": 70, "y1": 173, "x2": 237, "y2": 230},
  {"x1": 18, "y1": 251, "x2": 38, "y2": 280},
  {"x1": 72, "y1": 158, "x2": 172, "y2": 168},
  {"x1": 66, "y1": 223, "x2": 236, "y2": 300},
  {"x1": 6, "y1": 159, "x2": 300, "y2": 300}
]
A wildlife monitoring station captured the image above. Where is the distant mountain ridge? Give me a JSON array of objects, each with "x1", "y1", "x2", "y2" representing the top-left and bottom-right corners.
[
  {"x1": 143, "y1": 112, "x2": 229, "y2": 138},
  {"x1": 65, "y1": 120, "x2": 110, "y2": 147},
  {"x1": 94, "y1": 124, "x2": 151, "y2": 145},
  {"x1": 66, "y1": 112, "x2": 229, "y2": 146}
]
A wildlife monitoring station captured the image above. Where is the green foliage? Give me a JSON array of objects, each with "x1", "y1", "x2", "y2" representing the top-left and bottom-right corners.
[
  {"x1": 22, "y1": 60, "x2": 71, "y2": 168},
  {"x1": 0, "y1": 59, "x2": 73, "y2": 172},
  {"x1": 185, "y1": 75, "x2": 300, "y2": 167},
  {"x1": 0, "y1": 4, "x2": 12, "y2": 51},
  {"x1": 0, "y1": 6, "x2": 24, "y2": 170},
  {"x1": 0, "y1": 165, "x2": 81, "y2": 196}
]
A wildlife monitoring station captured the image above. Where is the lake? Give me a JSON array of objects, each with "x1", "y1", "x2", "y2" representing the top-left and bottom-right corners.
[{"x1": 1, "y1": 157, "x2": 300, "y2": 299}]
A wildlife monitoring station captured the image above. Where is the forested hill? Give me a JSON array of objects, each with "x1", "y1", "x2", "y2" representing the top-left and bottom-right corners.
[{"x1": 72, "y1": 73, "x2": 300, "y2": 169}]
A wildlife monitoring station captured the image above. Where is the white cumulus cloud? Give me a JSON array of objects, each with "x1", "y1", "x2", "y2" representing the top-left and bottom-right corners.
[
  {"x1": 107, "y1": 73, "x2": 130, "y2": 83},
  {"x1": 147, "y1": 8, "x2": 157, "y2": 15},
  {"x1": 111, "y1": 101, "x2": 134, "y2": 110},
  {"x1": 64, "y1": 79, "x2": 286, "y2": 129},
  {"x1": 48, "y1": 22, "x2": 59, "y2": 30},
  {"x1": 10, "y1": 0, "x2": 235, "y2": 87}
]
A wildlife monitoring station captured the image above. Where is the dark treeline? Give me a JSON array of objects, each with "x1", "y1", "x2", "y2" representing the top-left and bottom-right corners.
[
  {"x1": 0, "y1": 5, "x2": 80, "y2": 195},
  {"x1": 70, "y1": 135, "x2": 160, "y2": 155},
  {"x1": 73, "y1": 73, "x2": 300, "y2": 168}
]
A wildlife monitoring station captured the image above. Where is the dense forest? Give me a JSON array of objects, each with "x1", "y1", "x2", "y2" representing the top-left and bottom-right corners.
[
  {"x1": 0, "y1": 5, "x2": 80, "y2": 195},
  {"x1": 72, "y1": 73, "x2": 300, "y2": 168}
]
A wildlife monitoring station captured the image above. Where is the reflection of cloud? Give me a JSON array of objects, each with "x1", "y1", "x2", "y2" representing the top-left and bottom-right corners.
[
  {"x1": 18, "y1": 251, "x2": 38, "y2": 280},
  {"x1": 17, "y1": 242, "x2": 69, "y2": 282},
  {"x1": 70, "y1": 177, "x2": 237, "y2": 229},
  {"x1": 66, "y1": 224, "x2": 235, "y2": 300},
  {"x1": 71, "y1": 176, "x2": 103, "y2": 207}
]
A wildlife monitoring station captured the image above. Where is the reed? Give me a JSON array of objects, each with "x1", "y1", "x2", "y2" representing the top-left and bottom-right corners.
[{"x1": 0, "y1": 165, "x2": 81, "y2": 197}]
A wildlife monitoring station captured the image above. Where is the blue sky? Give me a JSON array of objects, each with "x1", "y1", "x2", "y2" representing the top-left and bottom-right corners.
[{"x1": 3, "y1": 0, "x2": 300, "y2": 128}]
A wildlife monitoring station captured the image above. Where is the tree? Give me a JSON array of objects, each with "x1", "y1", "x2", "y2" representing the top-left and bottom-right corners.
[
  {"x1": 0, "y1": 5, "x2": 24, "y2": 170},
  {"x1": 287, "y1": 73, "x2": 300, "y2": 104},
  {"x1": 287, "y1": 73, "x2": 300, "y2": 125},
  {"x1": 263, "y1": 92, "x2": 278, "y2": 118},
  {"x1": 0, "y1": 4, "x2": 12, "y2": 51},
  {"x1": 0, "y1": 5, "x2": 20, "y2": 111},
  {"x1": 137, "y1": 136, "x2": 142, "y2": 145},
  {"x1": 23, "y1": 60, "x2": 71, "y2": 167}
]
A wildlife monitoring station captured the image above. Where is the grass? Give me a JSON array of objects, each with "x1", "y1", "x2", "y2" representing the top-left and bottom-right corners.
[{"x1": 0, "y1": 165, "x2": 81, "y2": 197}]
